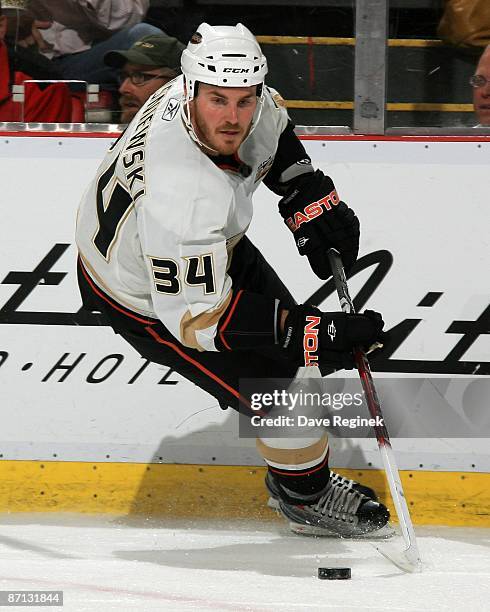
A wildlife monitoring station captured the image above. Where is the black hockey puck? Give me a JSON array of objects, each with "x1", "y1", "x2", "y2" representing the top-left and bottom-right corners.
[{"x1": 318, "y1": 567, "x2": 351, "y2": 580}]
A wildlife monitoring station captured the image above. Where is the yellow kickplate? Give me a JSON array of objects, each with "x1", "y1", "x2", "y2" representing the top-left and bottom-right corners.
[{"x1": 0, "y1": 461, "x2": 487, "y2": 527}]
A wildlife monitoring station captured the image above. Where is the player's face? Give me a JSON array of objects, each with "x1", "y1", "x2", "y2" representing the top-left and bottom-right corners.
[
  {"x1": 118, "y1": 62, "x2": 172, "y2": 123},
  {"x1": 473, "y1": 51, "x2": 490, "y2": 126},
  {"x1": 191, "y1": 84, "x2": 258, "y2": 155}
]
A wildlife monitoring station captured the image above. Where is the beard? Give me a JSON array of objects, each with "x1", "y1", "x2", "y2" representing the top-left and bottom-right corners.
[
  {"x1": 119, "y1": 94, "x2": 141, "y2": 124},
  {"x1": 193, "y1": 109, "x2": 247, "y2": 155}
]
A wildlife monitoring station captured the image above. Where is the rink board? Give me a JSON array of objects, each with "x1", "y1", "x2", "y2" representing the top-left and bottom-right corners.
[
  {"x1": 0, "y1": 132, "x2": 489, "y2": 523},
  {"x1": 0, "y1": 461, "x2": 487, "y2": 527}
]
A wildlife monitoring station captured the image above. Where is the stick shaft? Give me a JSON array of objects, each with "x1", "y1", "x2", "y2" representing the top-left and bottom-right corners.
[{"x1": 327, "y1": 248, "x2": 420, "y2": 565}]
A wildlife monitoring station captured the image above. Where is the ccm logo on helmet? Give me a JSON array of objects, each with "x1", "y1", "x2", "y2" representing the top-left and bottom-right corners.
[
  {"x1": 223, "y1": 67, "x2": 250, "y2": 73},
  {"x1": 304, "y1": 315, "x2": 321, "y2": 367},
  {"x1": 286, "y1": 189, "x2": 340, "y2": 232}
]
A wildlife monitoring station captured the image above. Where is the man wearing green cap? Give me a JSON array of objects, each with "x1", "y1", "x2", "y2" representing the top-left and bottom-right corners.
[{"x1": 105, "y1": 34, "x2": 184, "y2": 124}]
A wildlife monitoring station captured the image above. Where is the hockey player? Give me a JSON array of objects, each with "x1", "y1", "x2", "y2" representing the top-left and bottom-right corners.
[{"x1": 76, "y1": 23, "x2": 390, "y2": 537}]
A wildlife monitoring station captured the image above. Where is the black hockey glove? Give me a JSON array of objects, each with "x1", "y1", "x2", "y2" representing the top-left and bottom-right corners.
[
  {"x1": 280, "y1": 304, "x2": 385, "y2": 370},
  {"x1": 278, "y1": 170, "x2": 360, "y2": 279}
]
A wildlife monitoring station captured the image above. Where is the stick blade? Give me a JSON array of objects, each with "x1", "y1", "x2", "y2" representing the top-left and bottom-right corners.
[{"x1": 373, "y1": 541, "x2": 423, "y2": 573}]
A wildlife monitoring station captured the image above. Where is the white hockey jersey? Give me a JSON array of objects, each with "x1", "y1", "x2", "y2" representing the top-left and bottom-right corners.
[{"x1": 76, "y1": 76, "x2": 289, "y2": 351}]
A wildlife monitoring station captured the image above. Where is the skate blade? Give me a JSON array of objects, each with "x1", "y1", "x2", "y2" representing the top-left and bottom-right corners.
[{"x1": 288, "y1": 521, "x2": 396, "y2": 539}]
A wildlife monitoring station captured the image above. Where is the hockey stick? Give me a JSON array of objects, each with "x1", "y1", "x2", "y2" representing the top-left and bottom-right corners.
[{"x1": 327, "y1": 248, "x2": 422, "y2": 573}]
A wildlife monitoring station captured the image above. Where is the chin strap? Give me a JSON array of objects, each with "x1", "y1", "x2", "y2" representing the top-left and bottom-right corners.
[{"x1": 181, "y1": 98, "x2": 219, "y2": 154}]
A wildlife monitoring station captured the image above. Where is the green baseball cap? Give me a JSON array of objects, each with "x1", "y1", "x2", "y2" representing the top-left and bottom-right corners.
[{"x1": 105, "y1": 35, "x2": 185, "y2": 73}]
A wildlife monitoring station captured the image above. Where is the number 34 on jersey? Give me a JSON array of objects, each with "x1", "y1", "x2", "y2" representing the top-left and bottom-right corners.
[{"x1": 149, "y1": 254, "x2": 217, "y2": 296}]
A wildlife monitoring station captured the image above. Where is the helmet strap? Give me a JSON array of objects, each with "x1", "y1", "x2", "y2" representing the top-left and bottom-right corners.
[{"x1": 181, "y1": 80, "x2": 220, "y2": 155}]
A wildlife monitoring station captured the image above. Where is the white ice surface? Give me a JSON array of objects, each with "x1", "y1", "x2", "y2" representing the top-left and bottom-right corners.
[{"x1": 0, "y1": 514, "x2": 488, "y2": 612}]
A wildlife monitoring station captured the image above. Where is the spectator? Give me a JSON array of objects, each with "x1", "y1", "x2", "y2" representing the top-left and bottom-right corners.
[
  {"x1": 26, "y1": 0, "x2": 165, "y2": 85},
  {"x1": 471, "y1": 44, "x2": 490, "y2": 125},
  {"x1": 0, "y1": 0, "x2": 72, "y2": 122},
  {"x1": 3, "y1": 0, "x2": 62, "y2": 78},
  {"x1": 104, "y1": 34, "x2": 184, "y2": 123}
]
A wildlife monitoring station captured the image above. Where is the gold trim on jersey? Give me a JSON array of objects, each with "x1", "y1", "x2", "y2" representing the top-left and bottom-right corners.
[{"x1": 180, "y1": 290, "x2": 233, "y2": 351}]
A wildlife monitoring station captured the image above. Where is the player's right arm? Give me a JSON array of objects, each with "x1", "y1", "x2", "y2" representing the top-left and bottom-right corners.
[
  {"x1": 142, "y1": 211, "x2": 385, "y2": 368},
  {"x1": 139, "y1": 186, "x2": 384, "y2": 368}
]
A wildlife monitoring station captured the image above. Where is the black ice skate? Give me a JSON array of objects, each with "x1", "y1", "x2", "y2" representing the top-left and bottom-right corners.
[
  {"x1": 266, "y1": 470, "x2": 378, "y2": 510},
  {"x1": 266, "y1": 472, "x2": 393, "y2": 538}
]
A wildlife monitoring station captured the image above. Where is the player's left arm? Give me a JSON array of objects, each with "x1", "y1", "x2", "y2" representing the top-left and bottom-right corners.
[{"x1": 264, "y1": 121, "x2": 360, "y2": 279}]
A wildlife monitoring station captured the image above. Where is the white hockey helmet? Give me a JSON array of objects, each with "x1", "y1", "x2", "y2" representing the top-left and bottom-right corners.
[
  {"x1": 181, "y1": 23, "x2": 268, "y2": 100},
  {"x1": 181, "y1": 23, "x2": 268, "y2": 151}
]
